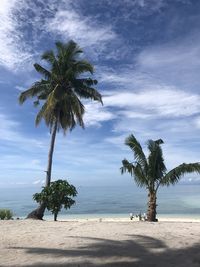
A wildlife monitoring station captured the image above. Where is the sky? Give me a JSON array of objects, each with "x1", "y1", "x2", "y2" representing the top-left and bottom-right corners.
[{"x1": 0, "y1": 0, "x2": 200, "y2": 188}]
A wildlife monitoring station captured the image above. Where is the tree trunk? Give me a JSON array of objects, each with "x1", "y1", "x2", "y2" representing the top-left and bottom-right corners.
[
  {"x1": 54, "y1": 212, "x2": 58, "y2": 221},
  {"x1": 45, "y1": 121, "x2": 58, "y2": 187},
  {"x1": 147, "y1": 191, "x2": 158, "y2": 222},
  {"x1": 26, "y1": 202, "x2": 46, "y2": 220},
  {"x1": 26, "y1": 121, "x2": 58, "y2": 220}
]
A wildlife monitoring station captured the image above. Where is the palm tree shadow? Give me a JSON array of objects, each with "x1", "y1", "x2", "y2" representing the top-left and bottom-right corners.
[{"x1": 8, "y1": 235, "x2": 200, "y2": 267}]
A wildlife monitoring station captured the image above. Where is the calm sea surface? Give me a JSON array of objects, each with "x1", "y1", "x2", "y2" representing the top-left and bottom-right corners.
[{"x1": 0, "y1": 184, "x2": 200, "y2": 219}]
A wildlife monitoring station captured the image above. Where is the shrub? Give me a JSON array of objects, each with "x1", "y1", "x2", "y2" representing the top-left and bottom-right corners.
[
  {"x1": 0, "y1": 209, "x2": 13, "y2": 220},
  {"x1": 33, "y1": 179, "x2": 77, "y2": 221}
]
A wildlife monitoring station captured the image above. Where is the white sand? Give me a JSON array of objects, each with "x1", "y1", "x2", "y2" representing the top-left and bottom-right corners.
[{"x1": 0, "y1": 219, "x2": 200, "y2": 267}]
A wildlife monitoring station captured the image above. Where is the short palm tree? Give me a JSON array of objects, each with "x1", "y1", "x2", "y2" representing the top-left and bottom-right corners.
[
  {"x1": 121, "y1": 134, "x2": 200, "y2": 222},
  {"x1": 19, "y1": 40, "x2": 102, "y2": 219}
]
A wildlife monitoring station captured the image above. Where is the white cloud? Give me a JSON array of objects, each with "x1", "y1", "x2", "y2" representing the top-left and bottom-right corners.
[
  {"x1": 84, "y1": 102, "x2": 116, "y2": 127},
  {"x1": 138, "y1": 41, "x2": 200, "y2": 69},
  {"x1": 15, "y1": 85, "x2": 25, "y2": 91},
  {"x1": 48, "y1": 9, "x2": 116, "y2": 47},
  {"x1": 103, "y1": 0, "x2": 166, "y2": 15},
  {"x1": 97, "y1": 29, "x2": 200, "y2": 160},
  {"x1": 46, "y1": 6, "x2": 118, "y2": 60},
  {"x1": 0, "y1": 108, "x2": 122, "y2": 186},
  {"x1": 0, "y1": 112, "x2": 46, "y2": 149},
  {"x1": 119, "y1": 110, "x2": 151, "y2": 119},
  {"x1": 136, "y1": 31, "x2": 200, "y2": 91},
  {"x1": 0, "y1": 0, "x2": 32, "y2": 70},
  {"x1": 0, "y1": 111, "x2": 48, "y2": 184},
  {"x1": 99, "y1": 71, "x2": 132, "y2": 85},
  {"x1": 194, "y1": 117, "x2": 200, "y2": 129},
  {"x1": 0, "y1": 155, "x2": 43, "y2": 171},
  {"x1": 103, "y1": 89, "x2": 200, "y2": 118},
  {"x1": 32, "y1": 179, "x2": 44, "y2": 185},
  {"x1": 0, "y1": 0, "x2": 118, "y2": 71}
]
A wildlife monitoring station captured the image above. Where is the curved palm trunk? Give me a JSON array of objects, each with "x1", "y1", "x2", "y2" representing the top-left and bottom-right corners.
[
  {"x1": 26, "y1": 121, "x2": 58, "y2": 220},
  {"x1": 147, "y1": 190, "x2": 158, "y2": 222}
]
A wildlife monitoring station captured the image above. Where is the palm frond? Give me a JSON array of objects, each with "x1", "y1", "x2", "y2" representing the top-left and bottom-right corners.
[
  {"x1": 56, "y1": 41, "x2": 82, "y2": 56},
  {"x1": 35, "y1": 102, "x2": 48, "y2": 126},
  {"x1": 41, "y1": 50, "x2": 60, "y2": 74},
  {"x1": 125, "y1": 134, "x2": 148, "y2": 172},
  {"x1": 64, "y1": 40, "x2": 82, "y2": 59},
  {"x1": 55, "y1": 41, "x2": 66, "y2": 55},
  {"x1": 56, "y1": 40, "x2": 82, "y2": 65},
  {"x1": 160, "y1": 163, "x2": 200, "y2": 186},
  {"x1": 147, "y1": 139, "x2": 166, "y2": 182},
  {"x1": 41, "y1": 50, "x2": 56, "y2": 63},
  {"x1": 68, "y1": 93, "x2": 85, "y2": 130},
  {"x1": 19, "y1": 81, "x2": 50, "y2": 104},
  {"x1": 121, "y1": 159, "x2": 135, "y2": 176},
  {"x1": 20, "y1": 40, "x2": 101, "y2": 133},
  {"x1": 155, "y1": 139, "x2": 164, "y2": 145},
  {"x1": 121, "y1": 159, "x2": 148, "y2": 188},
  {"x1": 34, "y1": 63, "x2": 51, "y2": 79},
  {"x1": 33, "y1": 100, "x2": 40, "y2": 107},
  {"x1": 74, "y1": 84, "x2": 103, "y2": 104},
  {"x1": 73, "y1": 60, "x2": 94, "y2": 74},
  {"x1": 77, "y1": 78, "x2": 98, "y2": 86},
  {"x1": 134, "y1": 164, "x2": 149, "y2": 188}
]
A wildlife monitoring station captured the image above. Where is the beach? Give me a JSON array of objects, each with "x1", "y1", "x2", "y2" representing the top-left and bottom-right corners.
[{"x1": 1, "y1": 218, "x2": 200, "y2": 267}]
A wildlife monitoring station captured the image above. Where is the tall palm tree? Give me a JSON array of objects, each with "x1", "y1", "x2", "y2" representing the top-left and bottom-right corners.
[
  {"x1": 19, "y1": 40, "x2": 102, "y2": 219},
  {"x1": 121, "y1": 134, "x2": 200, "y2": 222}
]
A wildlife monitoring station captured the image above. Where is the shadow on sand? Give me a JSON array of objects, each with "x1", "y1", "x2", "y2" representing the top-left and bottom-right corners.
[{"x1": 6, "y1": 234, "x2": 200, "y2": 267}]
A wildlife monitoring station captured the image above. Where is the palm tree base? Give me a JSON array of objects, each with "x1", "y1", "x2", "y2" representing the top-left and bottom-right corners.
[
  {"x1": 147, "y1": 218, "x2": 158, "y2": 222},
  {"x1": 26, "y1": 203, "x2": 45, "y2": 220}
]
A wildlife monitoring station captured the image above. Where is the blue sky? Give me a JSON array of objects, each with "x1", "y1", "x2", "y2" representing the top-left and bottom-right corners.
[{"x1": 0, "y1": 0, "x2": 200, "y2": 188}]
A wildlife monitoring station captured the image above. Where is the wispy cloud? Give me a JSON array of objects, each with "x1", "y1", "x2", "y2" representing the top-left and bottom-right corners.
[
  {"x1": 0, "y1": 0, "x2": 33, "y2": 70},
  {"x1": 84, "y1": 102, "x2": 116, "y2": 127},
  {"x1": 0, "y1": 0, "x2": 118, "y2": 72},
  {"x1": 98, "y1": 31, "x2": 200, "y2": 169},
  {"x1": 104, "y1": 88, "x2": 200, "y2": 118},
  {"x1": 32, "y1": 179, "x2": 44, "y2": 185},
  {"x1": 97, "y1": 27, "x2": 200, "y2": 135},
  {"x1": 46, "y1": 4, "x2": 119, "y2": 61},
  {"x1": 0, "y1": 109, "x2": 122, "y2": 185},
  {"x1": 137, "y1": 31, "x2": 200, "y2": 91},
  {"x1": 0, "y1": 113, "x2": 45, "y2": 148},
  {"x1": 15, "y1": 85, "x2": 25, "y2": 91},
  {"x1": 48, "y1": 9, "x2": 116, "y2": 47}
]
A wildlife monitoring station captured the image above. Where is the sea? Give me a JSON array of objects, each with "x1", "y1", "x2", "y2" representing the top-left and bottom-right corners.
[{"x1": 0, "y1": 184, "x2": 200, "y2": 220}]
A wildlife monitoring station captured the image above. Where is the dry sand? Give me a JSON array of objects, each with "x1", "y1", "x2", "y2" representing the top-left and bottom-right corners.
[{"x1": 0, "y1": 218, "x2": 200, "y2": 267}]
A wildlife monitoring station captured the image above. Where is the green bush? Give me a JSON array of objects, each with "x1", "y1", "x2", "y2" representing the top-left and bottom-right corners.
[
  {"x1": 0, "y1": 209, "x2": 13, "y2": 220},
  {"x1": 33, "y1": 179, "x2": 77, "y2": 221}
]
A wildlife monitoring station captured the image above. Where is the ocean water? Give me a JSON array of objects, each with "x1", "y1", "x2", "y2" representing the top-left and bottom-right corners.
[{"x1": 0, "y1": 184, "x2": 200, "y2": 219}]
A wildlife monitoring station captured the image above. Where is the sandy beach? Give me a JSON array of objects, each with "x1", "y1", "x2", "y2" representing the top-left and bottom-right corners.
[{"x1": 0, "y1": 218, "x2": 200, "y2": 267}]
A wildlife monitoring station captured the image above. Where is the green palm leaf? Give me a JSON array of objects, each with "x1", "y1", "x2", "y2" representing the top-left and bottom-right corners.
[
  {"x1": 19, "y1": 81, "x2": 50, "y2": 104},
  {"x1": 73, "y1": 60, "x2": 94, "y2": 74},
  {"x1": 34, "y1": 64, "x2": 51, "y2": 79},
  {"x1": 160, "y1": 163, "x2": 200, "y2": 186},
  {"x1": 125, "y1": 134, "x2": 147, "y2": 172},
  {"x1": 147, "y1": 139, "x2": 166, "y2": 182},
  {"x1": 121, "y1": 159, "x2": 135, "y2": 176}
]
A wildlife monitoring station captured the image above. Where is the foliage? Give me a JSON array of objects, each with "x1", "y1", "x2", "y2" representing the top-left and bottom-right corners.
[
  {"x1": 0, "y1": 209, "x2": 13, "y2": 220},
  {"x1": 19, "y1": 40, "x2": 102, "y2": 133},
  {"x1": 33, "y1": 180, "x2": 77, "y2": 221},
  {"x1": 121, "y1": 134, "x2": 200, "y2": 221}
]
